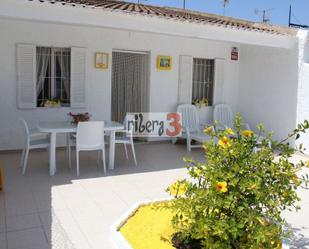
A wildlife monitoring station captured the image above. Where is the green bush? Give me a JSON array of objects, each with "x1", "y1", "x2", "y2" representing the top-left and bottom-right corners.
[{"x1": 167, "y1": 115, "x2": 309, "y2": 249}]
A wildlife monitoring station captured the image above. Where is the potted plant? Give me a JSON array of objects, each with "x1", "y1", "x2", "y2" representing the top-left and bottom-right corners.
[
  {"x1": 68, "y1": 112, "x2": 91, "y2": 125},
  {"x1": 192, "y1": 98, "x2": 213, "y2": 125},
  {"x1": 40, "y1": 99, "x2": 61, "y2": 108},
  {"x1": 166, "y1": 115, "x2": 309, "y2": 249}
]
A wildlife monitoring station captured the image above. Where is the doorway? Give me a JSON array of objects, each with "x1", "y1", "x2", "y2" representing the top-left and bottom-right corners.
[{"x1": 111, "y1": 51, "x2": 150, "y2": 123}]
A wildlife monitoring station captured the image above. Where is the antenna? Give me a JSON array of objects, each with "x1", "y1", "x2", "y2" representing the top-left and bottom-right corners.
[
  {"x1": 222, "y1": 0, "x2": 229, "y2": 15},
  {"x1": 254, "y1": 8, "x2": 274, "y2": 23},
  {"x1": 288, "y1": 5, "x2": 309, "y2": 28}
]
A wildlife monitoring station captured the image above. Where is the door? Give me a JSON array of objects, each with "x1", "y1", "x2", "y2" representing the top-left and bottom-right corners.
[
  {"x1": 111, "y1": 51, "x2": 150, "y2": 123},
  {"x1": 178, "y1": 55, "x2": 193, "y2": 104}
]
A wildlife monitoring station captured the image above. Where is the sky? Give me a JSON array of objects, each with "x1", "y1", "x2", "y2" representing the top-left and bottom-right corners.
[{"x1": 127, "y1": 0, "x2": 309, "y2": 27}]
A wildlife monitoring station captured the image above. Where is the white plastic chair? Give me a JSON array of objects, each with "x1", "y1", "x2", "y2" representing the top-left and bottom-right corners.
[
  {"x1": 174, "y1": 104, "x2": 212, "y2": 151},
  {"x1": 20, "y1": 119, "x2": 50, "y2": 175},
  {"x1": 74, "y1": 121, "x2": 106, "y2": 176},
  {"x1": 67, "y1": 132, "x2": 76, "y2": 169},
  {"x1": 214, "y1": 103, "x2": 270, "y2": 149},
  {"x1": 213, "y1": 104, "x2": 250, "y2": 131},
  {"x1": 115, "y1": 115, "x2": 137, "y2": 166}
]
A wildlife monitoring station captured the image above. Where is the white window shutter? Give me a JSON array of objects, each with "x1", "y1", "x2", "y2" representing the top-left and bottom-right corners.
[
  {"x1": 178, "y1": 55, "x2": 193, "y2": 104},
  {"x1": 71, "y1": 47, "x2": 86, "y2": 108},
  {"x1": 213, "y1": 58, "x2": 225, "y2": 105},
  {"x1": 16, "y1": 44, "x2": 36, "y2": 109}
]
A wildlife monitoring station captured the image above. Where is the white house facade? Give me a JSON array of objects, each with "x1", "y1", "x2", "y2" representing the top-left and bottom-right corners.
[{"x1": 0, "y1": 0, "x2": 308, "y2": 150}]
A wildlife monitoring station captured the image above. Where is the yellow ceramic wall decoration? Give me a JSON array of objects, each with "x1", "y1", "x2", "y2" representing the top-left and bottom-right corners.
[
  {"x1": 157, "y1": 55, "x2": 172, "y2": 70},
  {"x1": 94, "y1": 52, "x2": 109, "y2": 69}
]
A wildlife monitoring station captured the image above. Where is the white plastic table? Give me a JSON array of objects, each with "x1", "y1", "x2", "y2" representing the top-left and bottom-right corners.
[{"x1": 37, "y1": 121, "x2": 124, "y2": 176}]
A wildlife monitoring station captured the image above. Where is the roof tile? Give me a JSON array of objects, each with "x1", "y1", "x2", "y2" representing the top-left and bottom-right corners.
[{"x1": 28, "y1": 0, "x2": 297, "y2": 35}]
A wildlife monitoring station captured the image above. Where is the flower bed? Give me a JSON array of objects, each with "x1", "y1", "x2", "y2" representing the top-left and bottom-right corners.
[
  {"x1": 120, "y1": 201, "x2": 174, "y2": 249},
  {"x1": 111, "y1": 199, "x2": 173, "y2": 249},
  {"x1": 111, "y1": 200, "x2": 290, "y2": 249}
]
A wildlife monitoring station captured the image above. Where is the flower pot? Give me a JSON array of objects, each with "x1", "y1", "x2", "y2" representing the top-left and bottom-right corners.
[{"x1": 195, "y1": 106, "x2": 213, "y2": 125}]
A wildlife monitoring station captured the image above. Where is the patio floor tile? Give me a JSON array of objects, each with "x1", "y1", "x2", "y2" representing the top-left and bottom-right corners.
[
  {"x1": 83, "y1": 231, "x2": 115, "y2": 249},
  {"x1": 34, "y1": 193, "x2": 68, "y2": 212},
  {"x1": 0, "y1": 223, "x2": 5, "y2": 234},
  {"x1": 6, "y1": 213, "x2": 41, "y2": 232},
  {"x1": 0, "y1": 233, "x2": 7, "y2": 249},
  {"x1": 7, "y1": 227, "x2": 48, "y2": 249},
  {"x1": 5, "y1": 193, "x2": 37, "y2": 217}
]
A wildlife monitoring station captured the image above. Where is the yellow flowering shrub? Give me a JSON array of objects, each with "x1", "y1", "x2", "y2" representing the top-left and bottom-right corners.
[{"x1": 167, "y1": 114, "x2": 309, "y2": 249}]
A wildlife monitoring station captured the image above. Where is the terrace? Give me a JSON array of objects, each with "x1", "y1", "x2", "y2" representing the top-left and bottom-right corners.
[{"x1": 0, "y1": 142, "x2": 309, "y2": 249}]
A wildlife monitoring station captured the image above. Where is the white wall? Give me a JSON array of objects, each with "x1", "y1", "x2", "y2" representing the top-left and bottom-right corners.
[
  {"x1": 295, "y1": 30, "x2": 309, "y2": 149},
  {"x1": 238, "y1": 43, "x2": 299, "y2": 141},
  {"x1": 0, "y1": 17, "x2": 240, "y2": 150}
]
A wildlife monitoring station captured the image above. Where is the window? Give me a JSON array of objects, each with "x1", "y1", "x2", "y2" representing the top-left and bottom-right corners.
[
  {"x1": 192, "y1": 58, "x2": 215, "y2": 105},
  {"x1": 36, "y1": 47, "x2": 71, "y2": 107}
]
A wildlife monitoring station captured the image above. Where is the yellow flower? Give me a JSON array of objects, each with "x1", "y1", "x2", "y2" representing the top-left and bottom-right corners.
[
  {"x1": 249, "y1": 184, "x2": 256, "y2": 190},
  {"x1": 204, "y1": 126, "x2": 213, "y2": 134},
  {"x1": 196, "y1": 168, "x2": 202, "y2": 177},
  {"x1": 214, "y1": 208, "x2": 220, "y2": 214},
  {"x1": 292, "y1": 175, "x2": 299, "y2": 185},
  {"x1": 242, "y1": 130, "x2": 254, "y2": 138},
  {"x1": 218, "y1": 136, "x2": 231, "y2": 148},
  {"x1": 257, "y1": 217, "x2": 268, "y2": 226},
  {"x1": 306, "y1": 160, "x2": 309, "y2": 168},
  {"x1": 216, "y1": 181, "x2": 228, "y2": 193},
  {"x1": 168, "y1": 183, "x2": 178, "y2": 196},
  {"x1": 178, "y1": 184, "x2": 188, "y2": 196},
  {"x1": 168, "y1": 181, "x2": 187, "y2": 197},
  {"x1": 226, "y1": 128, "x2": 235, "y2": 135}
]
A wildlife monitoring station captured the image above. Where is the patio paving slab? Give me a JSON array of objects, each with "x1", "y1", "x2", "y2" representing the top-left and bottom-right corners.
[
  {"x1": 0, "y1": 233, "x2": 7, "y2": 249},
  {"x1": 6, "y1": 227, "x2": 48, "y2": 249},
  {"x1": 6, "y1": 213, "x2": 41, "y2": 232},
  {"x1": 0, "y1": 142, "x2": 308, "y2": 249}
]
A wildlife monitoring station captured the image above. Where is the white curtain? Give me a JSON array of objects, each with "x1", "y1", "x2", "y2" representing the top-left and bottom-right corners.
[
  {"x1": 56, "y1": 49, "x2": 70, "y2": 100},
  {"x1": 36, "y1": 47, "x2": 50, "y2": 95},
  {"x1": 112, "y1": 52, "x2": 149, "y2": 123}
]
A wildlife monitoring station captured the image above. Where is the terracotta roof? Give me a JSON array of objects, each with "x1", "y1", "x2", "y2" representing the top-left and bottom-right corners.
[{"x1": 28, "y1": 0, "x2": 297, "y2": 36}]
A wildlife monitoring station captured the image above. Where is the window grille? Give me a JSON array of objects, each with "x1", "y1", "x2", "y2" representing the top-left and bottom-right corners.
[{"x1": 192, "y1": 58, "x2": 215, "y2": 105}]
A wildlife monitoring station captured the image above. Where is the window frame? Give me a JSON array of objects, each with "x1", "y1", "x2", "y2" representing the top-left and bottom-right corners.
[
  {"x1": 36, "y1": 46, "x2": 71, "y2": 107},
  {"x1": 191, "y1": 57, "x2": 215, "y2": 106}
]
